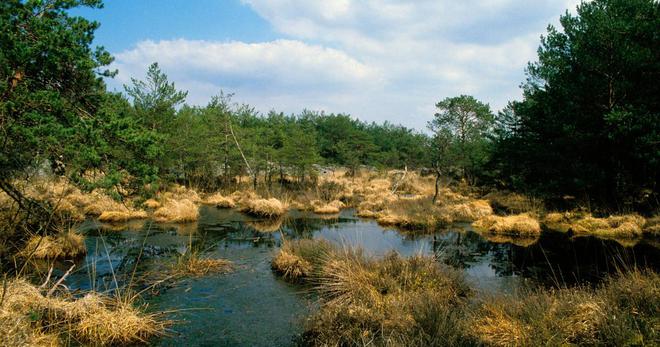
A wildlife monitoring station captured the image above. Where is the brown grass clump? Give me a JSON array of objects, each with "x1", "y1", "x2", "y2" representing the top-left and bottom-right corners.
[
  {"x1": 1, "y1": 279, "x2": 167, "y2": 345},
  {"x1": 375, "y1": 197, "x2": 450, "y2": 231},
  {"x1": 98, "y1": 210, "x2": 148, "y2": 223},
  {"x1": 485, "y1": 191, "x2": 543, "y2": 214},
  {"x1": 473, "y1": 213, "x2": 541, "y2": 236},
  {"x1": 201, "y1": 193, "x2": 236, "y2": 208},
  {"x1": 571, "y1": 214, "x2": 646, "y2": 238},
  {"x1": 643, "y1": 215, "x2": 660, "y2": 237},
  {"x1": 161, "y1": 184, "x2": 201, "y2": 203},
  {"x1": 172, "y1": 252, "x2": 233, "y2": 277},
  {"x1": 441, "y1": 199, "x2": 493, "y2": 222},
  {"x1": 153, "y1": 199, "x2": 199, "y2": 223},
  {"x1": 313, "y1": 200, "x2": 345, "y2": 214},
  {"x1": 21, "y1": 230, "x2": 86, "y2": 259},
  {"x1": 471, "y1": 270, "x2": 659, "y2": 346},
  {"x1": 271, "y1": 239, "x2": 334, "y2": 282},
  {"x1": 143, "y1": 198, "x2": 161, "y2": 209},
  {"x1": 240, "y1": 197, "x2": 287, "y2": 218},
  {"x1": 296, "y1": 243, "x2": 474, "y2": 346}
]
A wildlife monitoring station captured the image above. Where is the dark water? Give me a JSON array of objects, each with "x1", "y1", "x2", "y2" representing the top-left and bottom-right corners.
[{"x1": 53, "y1": 206, "x2": 659, "y2": 346}]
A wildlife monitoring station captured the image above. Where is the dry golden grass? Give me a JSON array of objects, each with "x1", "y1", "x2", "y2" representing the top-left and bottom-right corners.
[
  {"x1": 272, "y1": 250, "x2": 313, "y2": 280},
  {"x1": 240, "y1": 197, "x2": 287, "y2": 218},
  {"x1": 474, "y1": 304, "x2": 530, "y2": 346},
  {"x1": 484, "y1": 191, "x2": 543, "y2": 214},
  {"x1": 153, "y1": 199, "x2": 199, "y2": 223},
  {"x1": 313, "y1": 200, "x2": 345, "y2": 214},
  {"x1": 271, "y1": 239, "x2": 334, "y2": 281},
  {"x1": 201, "y1": 193, "x2": 236, "y2": 208},
  {"x1": 441, "y1": 199, "x2": 493, "y2": 222},
  {"x1": 571, "y1": 214, "x2": 646, "y2": 238},
  {"x1": 172, "y1": 253, "x2": 233, "y2": 277},
  {"x1": 21, "y1": 230, "x2": 86, "y2": 259},
  {"x1": 143, "y1": 198, "x2": 161, "y2": 209},
  {"x1": 1, "y1": 279, "x2": 167, "y2": 346},
  {"x1": 161, "y1": 184, "x2": 202, "y2": 203},
  {"x1": 471, "y1": 271, "x2": 659, "y2": 346},
  {"x1": 292, "y1": 241, "x2": 473, "y2": 346},
  {"x1": 98, "y1": 210, "x2": 148, "y2": 223},
  {"x1": 473, "y1": 213, "x2": 542, "y2": 236},
  {"x1": 644, "y1": 215, "x2": 660, "y2": 237}
]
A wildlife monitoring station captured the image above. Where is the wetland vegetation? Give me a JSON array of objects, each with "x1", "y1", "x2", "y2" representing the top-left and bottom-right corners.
[{"x1": 1, "y1": 0, "x2": 659, "y2": 345}]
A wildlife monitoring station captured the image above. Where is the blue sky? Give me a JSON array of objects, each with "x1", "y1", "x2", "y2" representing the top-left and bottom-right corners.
[{"x1": 74, "y1": 0, "x2": 581, "y2": 130}]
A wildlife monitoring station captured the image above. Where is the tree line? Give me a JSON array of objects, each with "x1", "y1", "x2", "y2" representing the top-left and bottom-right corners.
[{"x1": 1, "y1": 0, "x2": 658, "y2": 220}]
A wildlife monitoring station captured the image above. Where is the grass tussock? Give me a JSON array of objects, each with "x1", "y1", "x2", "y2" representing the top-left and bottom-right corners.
[
  {"x1": 1, "y1": 279, "x2": 168, "y2": 346},
  {"x1": 282, "y1": 240, "x2": 474, "y2": 346},
  {"x1": 160, "y1": 184, "x2": 201, "y2": 204},
  {"x1": 313, "y1": 200, "x2": 345, "y2": 214},
  {"x1": 484, "y1": 191, "x2": 543, "y2": 214},
  {"x1": 21, "y1": 230, "x2": 86, "y2": 259},
  {"x1": 201, "y1": 193, "x2": 236, "y2": 208},
  {"x1": 544, "y1": 212, "x2": 647, "y2": 238},
  {"x1": 153, "y1": 199, "x2": 199, "y2": 223},
  {"x1": 472, "y1": 270, "x2": 659, "y2": 346},
  {"x1": 240, "y1": 197, "x2": 287, "y2": 218},
  {"x1": 98, "y1": 210, "x2": 148, "y2": 223},
  {"x1": 271, "y1": 239, "x2": 334, "y2": 282},
  {"x1": 172, "y1": 252, "x2": 233, "y2": 277},
  {"x1": 572, "y1": 214, "x2": 646, "y2": 238},
  {"x1": 473, "y1": 213, "x2": 541, "y2": 236},
  {"x1": 440, "y1": 199, "x2": 493, "y2": 222}
]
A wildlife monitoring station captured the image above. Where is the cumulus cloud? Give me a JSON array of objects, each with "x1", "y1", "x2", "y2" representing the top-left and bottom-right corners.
[{"x1": 111, "y1": 1, "x2": 584, "y2": 129}]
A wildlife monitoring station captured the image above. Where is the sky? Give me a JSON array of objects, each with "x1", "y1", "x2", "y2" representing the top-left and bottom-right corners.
[{"x1": 74, "y1": 0, "x2": 582, "y2": 130}]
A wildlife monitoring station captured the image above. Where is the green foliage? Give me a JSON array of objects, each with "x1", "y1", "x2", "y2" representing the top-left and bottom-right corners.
[
  {"x1": 0, "y1": 0, "x2": 112, "y2": 180},
  {"x1": 429, "y1": 95, "x2": 494, "y2": 181},
  {"x1": 492, "y1": 0, "x2": 660, "y2": 208}
]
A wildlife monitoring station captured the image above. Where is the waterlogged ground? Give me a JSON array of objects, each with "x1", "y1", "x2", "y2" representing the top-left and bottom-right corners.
[{"x1": 53, "y1": 206, "x2": 660, "y2": 346}]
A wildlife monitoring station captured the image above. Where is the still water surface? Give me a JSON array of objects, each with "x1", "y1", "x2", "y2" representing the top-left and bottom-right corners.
[{"x1": 58, "y1": 206, "x2": 659, "y2": 346}]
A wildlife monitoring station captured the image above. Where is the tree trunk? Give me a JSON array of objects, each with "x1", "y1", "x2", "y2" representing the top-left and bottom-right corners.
[{"x1": 432, "y1": 171, "x2": 441, "y2": 204}]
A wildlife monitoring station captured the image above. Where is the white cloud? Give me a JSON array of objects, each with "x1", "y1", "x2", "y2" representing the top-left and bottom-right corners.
[{"x1": 110, "y1": 1, "x2": 584, "y2": 130}]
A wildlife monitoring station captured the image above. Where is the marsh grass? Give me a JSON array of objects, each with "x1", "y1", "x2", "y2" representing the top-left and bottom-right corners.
[
  {"x1": 201, "y1": 193, "x2": 236, "y2": 208},
  {"x1": 20, "y1": 229, "x2": 86, "y2": 259},
  {"x1": 0, "y1": 278, "x2": 169, "y2": 346},
  {"x1": 473, "y1": 213, "x2": 542, "y2": 236},
  {"x1": 281, "y1": 240, "x2": 476, "y2": 346},
  {"x1": 543, "y1": 212, "x2": 647, "y2": 238},
  {"x1": 276, "y1": 240, "x2": 659, "y2": 347},
  {"x1": 312, "y1": 200, "x2": 345, "y2": 214},
  {"x1": 171, "y1": 251, "x2": 233, "y2": 277},
  {"x1": 271, "y1": 239, "x2": 334, "y2": 282},
  {"x1": 153, "y1": 199, "x2": 199, "y2": 223},
  {"x1": 240, "y1": 197, "x2": 288, "y2": 218},
  {"x1": 472, "y1": 270, "x2": 659, "y2": 346},
  {"x1": 98, "y1": 210, "x2": 149, "y2": 223}
]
